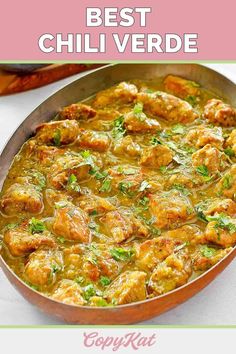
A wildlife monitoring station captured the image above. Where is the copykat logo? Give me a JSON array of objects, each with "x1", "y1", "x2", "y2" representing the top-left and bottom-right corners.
[{"x1": 83, "y1": 331, "x2": 157, "y2": 351}]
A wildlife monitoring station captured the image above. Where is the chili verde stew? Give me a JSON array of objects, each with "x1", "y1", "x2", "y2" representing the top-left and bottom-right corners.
[{"x1": 1, "y1": 75, "x2": 236, "y2": 307}]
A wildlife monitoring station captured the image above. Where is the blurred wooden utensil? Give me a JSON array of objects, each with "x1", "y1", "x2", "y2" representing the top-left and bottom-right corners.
[{"x1": 0, "y1": 64, "x2": 103, "y2": 95}]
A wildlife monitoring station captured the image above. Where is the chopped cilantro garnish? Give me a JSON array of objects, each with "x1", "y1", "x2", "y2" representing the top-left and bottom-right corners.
[
  {"x1": 160, "y1": 166, "x2": 167, "y2": 174},
  {"x1": 150, "y1": 136, "x2": 162, "y2": 146},
  {"x1": 118, "y1": 181, "x2": 134, "y2": 196},
  {"x1": 138, "y1": 196, "x2": 150, "y2": 210},
  {"x1": 83, "y1": 284, "x2": 96, "y2": 301},
  {"x1": 80, "y1": 150, "x2": 94, "y2": 167},
  {"x1": 55, "y1": 200, "x2": 69, "y2": 209},
  {"x1": 222, "y1": 174, "x2": 233, "y2": 190},
  {"x1": 171, "y1": 124, "x2": 186, "y2": 135},
  {"x1": 201, "y1": 245, "x2": 216, "y2": 258},
  {"x1": 133, "y1": 102, "x2": 146, "y2": 121},
  {"x1": 51, "y1": 264, "x2": 61, "y2": 274},
  {"x1": 185, "y1": 95, "x2": 197, "y2": 106},
  {"x1": 28, "y1": 218, "x2": 46, "y2": 234},
  {"x1": 57, "y1": 236, "x2": 66, "y2": 244},
  {"x1": 123, "y1": 168, "x2": 137, "y2": 175},
  {"x1": 67, "y1": 174, "x2": 81, "y2": 193},
  {"x1": 4, "y1": 223, "x2": 18, "y2": 231},
  {"x1": 145, "y1": 89, "x2": 154, "y2": 94},
  {"x1": 188, "y1": 80, "x2": 200, "y2": 88},
  {"x1": 110, "y1": 247, "x2": 134, "y2": 262},
  {"x1": 89, "y1": 168, "x2": 108, "y2": 180},
  {"x1": 206, "y1": 213, "x2": 236, "y2": 234},
  {"x1": 224, "y1": 147, "x2": 235, "y2": 158},
  {"x1": 30, "y1": 171, "x2": 46, "y2": 189},
  {"x1": 196, "y1": 165, "x2": 209, "y2": 176},
  {"x1": 88, "y1": 221, "x2": 99, "y2": 233},
  {"x1": 99, "y1": 177, "x2": 112, "y2": 192},
  {"x1": 172, "y1": 184, "x2": 191, "y2": 196},
  {"x1": 94, "y1": 298, "x2": 109, "y2": 307},
  {"x1": 53, "y1": 129, "x2": 61, "y2": 146},
  {"x1": 112, "y1": 116, "x2": 126, "y2": 139},
  {"x1": 75, "y1": 276, "x2": 85, "y2": 284},
  {"x1": 195, "y1": 165, "x2": 212, "y2": 181},
  {"x1": 89, "y1": 210, "x2": 98, "y2": 216},
  {"x1": 99, "y1": 276, "x2": 111, "y2": 287},
  {"x1": 149, "y1": 225, "x2": 162, "y2": 236}
]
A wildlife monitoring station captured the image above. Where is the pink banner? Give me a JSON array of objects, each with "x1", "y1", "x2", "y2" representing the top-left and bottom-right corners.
[{"x1": 0, "y1": 0, "x2": 235, "y2": 60}]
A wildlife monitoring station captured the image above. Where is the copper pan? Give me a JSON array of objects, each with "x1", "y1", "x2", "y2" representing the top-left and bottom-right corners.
[{"x1": 0, "y1": 63, "x2": 236, "y2": 324}]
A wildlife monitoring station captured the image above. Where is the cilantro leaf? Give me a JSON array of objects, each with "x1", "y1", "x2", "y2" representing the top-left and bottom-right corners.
[
  {"x1": 224, "y1": 147, "x2": 235, "y2": 158},
  {"x1": 99, "y1": 177, "x2": 112, "y2": 192},
  {"x1": 133, "y1": 103, "x2": 146, "y2": 121},
  {"x1": 67, "y1": 174, "x2": 81, "y2": 193},
  {"x1": 99, "y1": 276, "x2": 111, "y2": 287},
  {"x1": 83, "y1": 284, "x2": 96, "y2": 301},
  {"x1": 206, "y1": 213, "x2": 236, "y2": 234},
  {"x1": 28, "y1": 218, "x2": 46, "y2": 234},
  {"x1": 112, "y1": 116, "x2": 126, "y2": 139},
  {"x1": 110, "y1": 248, "x2": 134, "y2": 262},
  {"x1": 201, "y1": 245, "x2": 216, "y2": 258},
  {"x1": 171, "y1": 124, "x2": 186, "y2": 135},
  {"x1": 195, "y1": 165, "x2": 212, "y2": 181},
  {"x1": 53, "y1": 129, "x2": 61, "y2": 146}
]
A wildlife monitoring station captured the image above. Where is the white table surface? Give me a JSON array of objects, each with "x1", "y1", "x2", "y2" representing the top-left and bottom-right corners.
[{"x1": 0, "y1": 64, "x2": 235, "y2": 325}]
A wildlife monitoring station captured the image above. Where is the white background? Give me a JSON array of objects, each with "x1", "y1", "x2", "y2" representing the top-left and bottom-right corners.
[{"x1": 0, "y1": 63, "x2": 235, "y2": 325}]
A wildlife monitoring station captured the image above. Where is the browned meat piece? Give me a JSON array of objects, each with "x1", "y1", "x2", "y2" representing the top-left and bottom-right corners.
[
  {"x1": 0, "y1": 183, "x2": 43, "y2": 216},
  {"x1": 113, "y1": 136, "x2": 141, "y2": 157},
  {"x1": 24, "y1": 249, "x2": 63, "y2": 286},
  {"x1": 203, "y1": 218, "x2": 236, "y2": 247},
  {"x1": 77, "y1": 195, "x2": 115, "y2": 215},
  {"x1": 203, "y1": 99, "x2": 236, "y2": 127},
  {"x1": 226, "y1": 129, "x2": 236, "y2": 154},
  {"x1": 166, "y1": 171, "x2": 200, "y2": 189},
  {"x1": 77, "y1": 129, "x2": 110, "y2": 152},
  {"x1": 107, "y1": 166, "x2": 144, "y2": 195},
  {"x1": 35, "y1": 120, "x2": 79, "y2": 145},
  {"x1": 82, "y1": 252, "x2": 122, "y2": 282},
  {"x1": 34, "y1": 145, "x2": 65, "y2": 166},
  {"x1": 186, "y1": 126, "x2": 224, "y2": 149},
  {"x1": 137, "y1": 91, "x2": 198, "y2": 123},
  {"x1": 140, "y1": 144, "x2": 173, "y2": 168},
  {"x1": 201, "y1": 198, "x2": 236, "y2": 218},
  {"x1": 149, "y1": 191, "x2": 195, "y2": 229},
  {"x1": 148, "y1": 252, "x2": 192, "y2": 295},
  {"x1": 135, "y1": 237, "x2": 177, "y2": 271},
  {"x1": 193, "y1": 245, "x2": 232, "y2": 271},
  {"x1": 104, "y1": 271, "x2": 146, "y2": 305},
  {"x1": 52, "y1": 204, "x2": 91, "y2": 243},
  {"x1": 4, "y1": 227, "x2": 56, "y2": 257},
  {"x1": 124, "y1": 111, "x2": 161, "y2": 133},
  {"x1": 52, "y1": 279, "x2": 86, "y2": 305},
  {"x1": 96, "y1": 109, "x2": 120, "y2": 121},
  {"x1": 45, "y1": 189, "x2": 71, "y2": 208},
  {"x1": 163, "y1": 75, "x2": 200, "y2": 99},
  {"x1": 60, "y1": 103, "x2": 96, "y2": 120},
  {"x1": 163, "y1": 225, "x2": 203, "y2": 244},
  {"x1": 215, "y1": 164, "x2": 236, "y2": 198},
  {"x1": 49, "y1": 151, "x2": 93, "y2": 189},
  {"x1": 100, "y1": 209, "x2": 148, "y2": 243},
  {"x1": 63, "y1": 244, "x2": 123, "y2": 282},
  {"x1": 93, "y1": 82, "x2": 138, "y2": 108},
  {"x1": 191, "y1": 144, "x2": 225, "y2": 174}
]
